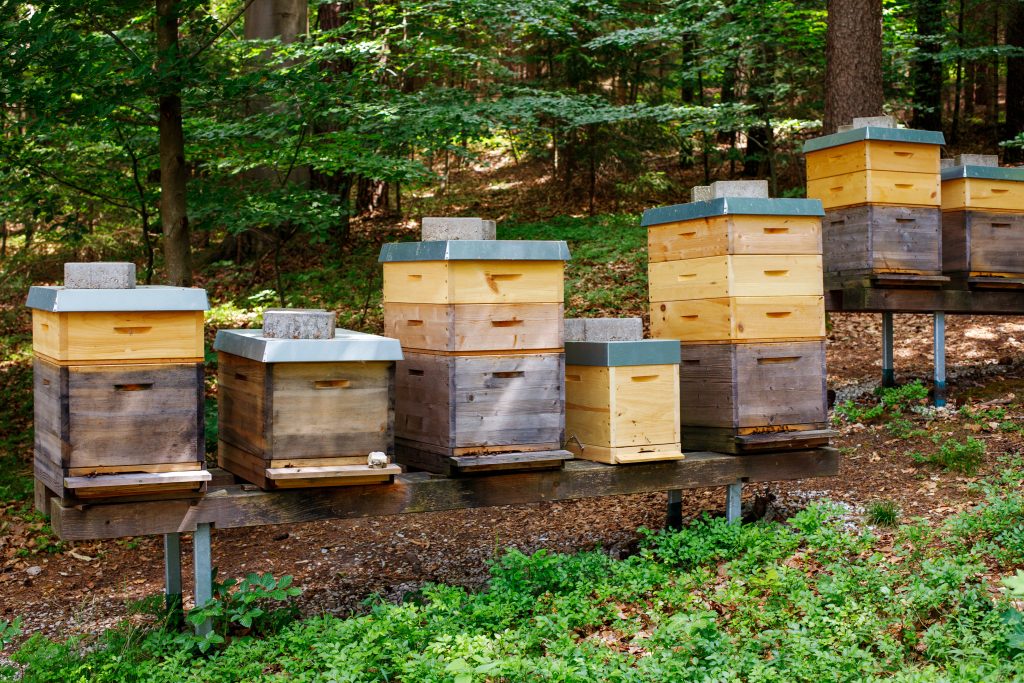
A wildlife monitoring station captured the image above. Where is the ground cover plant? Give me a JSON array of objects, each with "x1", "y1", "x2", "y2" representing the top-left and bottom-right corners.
[{"x1": 4, "y1": 460, "x2": 1024, "y2": 682}]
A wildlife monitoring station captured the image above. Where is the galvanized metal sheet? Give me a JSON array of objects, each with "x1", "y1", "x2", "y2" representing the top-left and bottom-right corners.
[
  {"x1": 26, "y1": 285, "x2": 209, "y2": 312},
  {"x1": 214, "y1": 328, "x2": 404, "y2": 363},
  {"x1": 941, "y1": 165, "x2": 1024, "y2": 182},
  {"x1": 641, "y1": 197, "x2": 824, "y2": 227},
  {"x1": 378, "y1": 240, "x2": 571, "y2": 263},
  {"x1": 802, "y1": 126, "x2": 945, "y2": 153},
  {"x1": 565, "y1": 340, "x2": 681, "y2": 367}
]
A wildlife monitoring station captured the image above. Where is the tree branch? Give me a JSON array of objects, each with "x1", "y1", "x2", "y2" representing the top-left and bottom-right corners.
[
  {"x1": 188, "y1": 0, "x2": 259, "y2": 61},
  {"x1": 97, "y1": 25, "x2": 144, "y2": 65}
]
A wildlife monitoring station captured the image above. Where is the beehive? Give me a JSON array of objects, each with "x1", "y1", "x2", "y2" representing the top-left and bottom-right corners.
[
  {"x1": 804, "y1": 123, "x2": 946, "y2": 287},
  {"x1": 678, "y1": 341, "x2": 830, "y2": 453},
  {"x1": 214, "y1": 316, "x2": 403, "y2": 489},
  {"x1": 27, "y1": 265, "x2": 210, "y2": 499},
  {"x1": 643, "y1": 197, "x2": 826, "y2": 343},
  {"x1": 380, "y1": 226, "x2": 572, "y2": 474},
  {"x1": 563, "y1": 319, "x2": 682, "y2": 464},
  {"x1": 644, "y1": 188, "x2": 831, "y2": 454},
  {"x1": 941, "y1": 164, "x2": 1024, "y2": 286}
]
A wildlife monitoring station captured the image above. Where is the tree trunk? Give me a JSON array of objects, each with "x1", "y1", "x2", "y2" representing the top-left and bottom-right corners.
[
  {"x1": 156, "y1": 0, "x2": 192, "y2": 286},
  {"x1": 1006, "y1": 2, "x2": 1024, "y2": 162},
  {"x1": 823, "y1": 0, "x2": 884, "y2": 134},
  {"x1": 912, "y1": 0, "x2": 943, "y2": 132},
  {"x1": 245, "y1": 0, "x2": 307, "y2": 43},
  {"x1": 950, "y1": 0, "x2": 965, "y2": 146}
]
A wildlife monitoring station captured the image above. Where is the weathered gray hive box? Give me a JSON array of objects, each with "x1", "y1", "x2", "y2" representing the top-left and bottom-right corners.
[
  {"x1": 564, "y1": 336, "x2": 683, "y2": 464},
  {"x1": 26, "y1": 269, "x2": 210, "y2": 500},
  {"x1": 215, "y1": 320, "x2": 403, "y2": 489},
  {"x1": 940, "y1": 164, "x2": 1024, "y2": 286}
]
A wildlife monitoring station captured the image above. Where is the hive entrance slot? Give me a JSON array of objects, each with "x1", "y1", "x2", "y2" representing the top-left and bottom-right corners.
[
  {"x1": 631, "y1": 375, "x2": 659, "y2": 382},
  {"x1": 406, "y1": 320, "x2": 424, "y2": 326},
  {"x1": 491, "y1": 320, "x2": 523, "y2": 327},
  {"x1": 763, "y1": 227, "x2": 789, "y2": 234},
  {"x1": 314, "y1": 379, "x2": 350, "y2": 389},
  {"x1": 113, "y1": 326, "x2": 152, "y2": 335},
  {"x1": 682, "y1": 359, "x2": 700, "y2": 366},
  {"x1": 407, "y1": 369, "x2": 425, "y2": 376},
  {"x1": 757, "y1": 356, "x2": 800, "y2": 365},
  {"x1": 765, "y1": 311, "x2": 792, "y2": 318},
  {"x1": 764, "y1": 270, "x2": 789, "y2": 277},
  {"x1": 566, "y1": 373, "x2": 582, "y2": 382},
  {"x1": 115, "y1": 383, "x2": 153, "y2": 391},
  {"x1": 492, "y1": 371, "x2": 524, "y2": 379}
]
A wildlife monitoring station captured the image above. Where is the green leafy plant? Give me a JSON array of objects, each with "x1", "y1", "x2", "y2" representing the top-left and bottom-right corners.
[
  {"x1": 186, "y1": 572, "x2": 302, "y2": 651},
  {"x1": 911, "y1": 436, "x2": 986, "y2": 474},
  {"x1": 0, "y1": 617, "x2": 22, "y2": 649},
  {"x1": 866, "y1": 499, "x2": 901, "y2": 527},
  {"x1": 834, "y1": 380, "x2": 930, "y2": 425}
]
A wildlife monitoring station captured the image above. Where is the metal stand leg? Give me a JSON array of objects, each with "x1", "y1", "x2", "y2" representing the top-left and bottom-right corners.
[
  {"x1": 881, "y1": 312, "x2": 895, "y2": 388},
  {"x1": 666, "y1": 490, "x2": 683, "y2": 530},
  {"x1": 934, "y1": 311, "x2": 946, "y2": 407},
  {"x1": 726, "y1": 481, "x2": 743, "y2": 524},
  {"x1": 193, "y1": 523, "x2": 213, "y2": 635},
  {"x1": 164, "y1": 533, "x2": 182, "y2": 624}
]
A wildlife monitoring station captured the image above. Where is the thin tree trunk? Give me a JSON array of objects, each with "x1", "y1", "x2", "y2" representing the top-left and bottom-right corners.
[
  {"x1": 1005, "y1": 2, "x2": 1024, "y2": 162},
  {"x1": 156, "y1": 0, "x2": 192, "y2": 286},
  {"x1": 823, "y1": 0, "x2": 884, "y2": 134},
  {"x1": 912, "y1": 0, "x2": 943, "y2": 131},
  {"x1": 951, "y1": 0, "x2": 965, "y2": 145}
]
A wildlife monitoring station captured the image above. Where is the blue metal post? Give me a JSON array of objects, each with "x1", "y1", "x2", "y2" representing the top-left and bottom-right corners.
[
  {"x1": 666, "y1": 490, "x2": 683, "y2": 529},
  {"x1": 881, "y1": 312, "x2": 895, "y2": 388},
  {"x1": 163, "y1": 533, "x2": 182, "y2": 622},
  {"x1": 726, "y1": 481, "x2": 743, "y2": 523},
  {"x1": 934, "y1": 312, "x2": 946, "y2": 407},
  {"x1": 193, "y1": 523, "x2": 213, "y2": 635}
]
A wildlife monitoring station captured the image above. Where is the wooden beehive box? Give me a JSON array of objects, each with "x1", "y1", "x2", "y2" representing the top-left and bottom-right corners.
[
  {"x1": 805, "y1": 127, "x2": 943, "y2": 210},
  {"x1": 803, "y1": 126, "x2": 946, "y2": 287},
  {"x1": 564, "y1": 339, "x2": 682, "y2": 464},
  {"x1": 941, "y1": 165, "x2": 1024, "y2": 287},
  {"x1": 215, "y1": 327, "x2": 403, "y2": 489},
  {"x1": 678, "y1": 341, "x2": 831, "y2": 453},
  {"x1": 394, "y1": 351, "x2": 568, "y2": 474},
  {"x1": 650, "y1": 296, "x2": 825, "y2": 343},
  {"x1": 27, "y1": 281, "x2": 210, "y2": 499}
]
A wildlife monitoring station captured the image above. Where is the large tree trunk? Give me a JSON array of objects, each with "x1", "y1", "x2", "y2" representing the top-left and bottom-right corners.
[
  {"x1": 245, "y1": 0, "x2": 307, "y2": 42},
  {"x1": 1006, "y1": 2, "x2": 1024, "y2": 162},
  {"x1": 156, "y1": 0, "x2": 192, "y2": 286},
  {"x1": 912, "y1": 0, "x2": 943, "y2": 132},
  {"x1": 823, "y1": 0, "x2": 884, "y2": 134}
]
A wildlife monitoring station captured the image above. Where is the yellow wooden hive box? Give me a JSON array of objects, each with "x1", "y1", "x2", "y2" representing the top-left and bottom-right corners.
[
  {"x1": 564, "y1": 340, "x2": 682, "y2": 464},
  {"x1": 648, "y1": 213, "x2": 822, "y2": 262},
  {"x1": 650, "y1": 296, "x2": 825, "y2": 343},
  {"x1": 941, "y1": 165, "x2": 1024, "y2": 213},
  {"x1": 648, "y1": 254, "x2": 823, "y2": 302}
]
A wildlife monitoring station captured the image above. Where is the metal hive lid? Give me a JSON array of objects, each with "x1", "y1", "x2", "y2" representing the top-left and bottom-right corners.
[
  {"x1": 565, "y1": 340, "x2": 681, "y2": 367},
  {"x1": 378, "y1": 240, "x2": 571, "y2": 263},
  {"x1": 214, "y1": 328, "x2": 403, "y2": 363},
  {"x1": 641, "y1": 197, "x2": 824, "y2": 227},
  {"x1": 26, "y1": 285, "x2": 209, "y2": 312},
  {"x1": 802, "y1": 126, "x2": 945, "y2": 153},
  {"x1": 941, "y1": 165, "x2": 1024, "y2": 182}
]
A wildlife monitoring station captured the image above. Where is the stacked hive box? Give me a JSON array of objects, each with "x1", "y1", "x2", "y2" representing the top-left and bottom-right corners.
[
  {"x1": 380, "y1": 217, "x2": 572, "y2": 475},
  {"x1": 804, "y1": 117, "x2": 946, "y2": 288},
  {"x1": 940, "y1": 154, "x2": 1024, "y2": 288},
  {"x1": 644, "y1": 183, "x2": 831, "y2": 454},
  {"x1": 215, "y1": 309, "x2": 403, "y2": 489},
  {"x1": 563, "y1": 318, "x2": 683, "y2": 464},
  {"x1": 27, "y1": 262, "x2": 210, "y2": 499}
]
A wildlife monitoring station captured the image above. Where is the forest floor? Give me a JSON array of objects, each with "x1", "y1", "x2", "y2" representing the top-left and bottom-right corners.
[{"x1": 1, "y1": 156, "x2": 1024, "y2": 650}]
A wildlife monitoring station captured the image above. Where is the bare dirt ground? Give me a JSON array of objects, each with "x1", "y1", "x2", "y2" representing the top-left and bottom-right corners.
[{"x1": 3, "y1": 311, "x2": 1024, "y2": 642}]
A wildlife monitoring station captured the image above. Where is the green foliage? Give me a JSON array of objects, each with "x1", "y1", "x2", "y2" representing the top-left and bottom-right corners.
[
  {"x1": 834, "y1": 380, "x2": 930, "y2": 425},
  {"x1": 866, "y1": 500, "x2": 901, "y2": 527},
  {"x1": 911, "y1": 436, "x2": 986, "y2": 475},
  {"x1": 186, "y1": 572, "x2": 303, "y2": 651},
  {"x1": 958, "y1": 405, "x2": 1022, "y2": 433}
]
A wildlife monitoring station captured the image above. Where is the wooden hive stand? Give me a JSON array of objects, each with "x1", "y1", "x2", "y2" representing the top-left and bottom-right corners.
[
  {"x1": 940, "y1": 158, "x2": 1024, "y2": 289},
  {"x1": 803, "y1": 117, "x2": 947, "y2": 290},
  {"x1": 380, "y1": 220, "x2": 573, "y2": 475},
  {"x1": 563, "y1": 318, "x2": 683, "y2": 464},
  {"x1": 644, "y1": 185, "x2": 833, "y2": 454},
  {"x1": 214, "y1": 311, "x2": 403, "y2": 489},
  {"x1": 27, "y1": 263, "x2": 211, "y2": 499}
]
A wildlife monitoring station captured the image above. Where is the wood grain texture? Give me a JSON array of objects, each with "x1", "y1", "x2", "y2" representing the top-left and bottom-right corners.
[
  {"x1": 679, "y1": 341, "x2": 827, "y2": 430},
  {"x1": 564, "y1": 364, "x2": 680, "y2": 454},
  {"x1": 805, "y1": 140, "x2": 939, "y2": 180},
  {"x1": 825, "y1": 286, "x2": 1024, "y2": 313},
  {"x1": 807, "y1": 169, "x2": 940, "y2": 210},
  {"x1": 650, "y1": 296, "x2": 825, "y2": 342},
  {"x1": 394, "y1": 352, "x2": 565, "y2": 456},
  {"x1": 942, "y1": 210, "x2": 1024, "y2": 276},
  {"x1": 942, "y1": 178, "x2": 1024, "y2": 213},
  {"x1": 382, "y1": 261, "x2": 564, "y2": 304},
  {"x1": 823, "y1": 205, "x2": 942, "y2": 286},
  {"x1": 48, "y1": 449, "x2": 840, "y2": 539},
  {"x1": 31, "y1": 310, "x2": 204, "y2": 363},
  {"x1": 647, "y1": 215, "x2": 822, "y2": 262},
  {"x1": 567, "y1": 441, "x2": 684, "y2": 464},
  {"x1": 648, "y1": 255, "x2": 823, "y2": 301},
  {"x1": 383, "y1": 302, "x2": 563, "y2": 352},
  {"x1": 682, "y1": 426, "x2": 831, "y2": 454}
]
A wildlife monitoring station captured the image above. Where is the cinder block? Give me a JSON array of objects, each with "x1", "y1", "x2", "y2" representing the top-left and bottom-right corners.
[
  {"x1": 941, "y1": 158, "x2": 955, "y2": 169},
  {"x1": 691, "y1": 186, "x2": 713, "y2": 202},
  {"x1": 851, "y1": 115, "x2": 895, "y2": 129},
  {"x1": 584, "y1": 318, "x2": 644, "y2": 342},
  {"x1": 564, "y1": 318, "x2": 587, "y2": 342},
  {"x1": 63, "y1": 262, "x2": 136, "y2": 289},
  {"x1": 262, "y1": 309, "x2": 336, "y2": 340},
  {"x1": 708, "y1": 180, "x2": 769, "y2": 199},
  {"x1": 955, "y1": 154, "x2": 999, "y2": 168},
  {"x1": 837, "y1": 125, "x2": 854, "y2": 133},
  {"x1": 421, "y1": 217, "x2": 496, "y2": 241}
]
